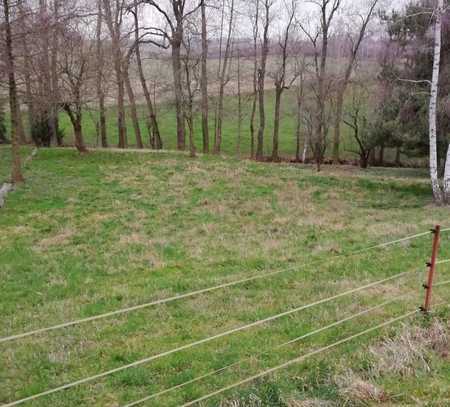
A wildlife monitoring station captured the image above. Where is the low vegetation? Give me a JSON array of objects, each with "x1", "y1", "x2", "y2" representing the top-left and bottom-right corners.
[{"x1": 1, "y1": 148, "x2": 449, "y2": 406}]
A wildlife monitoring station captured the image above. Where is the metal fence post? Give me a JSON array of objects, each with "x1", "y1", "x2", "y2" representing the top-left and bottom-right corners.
[{"x1": 421, "y1": 225, "x2": 441, "y2": 313}]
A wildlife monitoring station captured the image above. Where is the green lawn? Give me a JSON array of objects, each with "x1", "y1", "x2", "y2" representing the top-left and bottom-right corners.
[{"x1": 0, "y1": 147, "x2": 449, "y2": 406}]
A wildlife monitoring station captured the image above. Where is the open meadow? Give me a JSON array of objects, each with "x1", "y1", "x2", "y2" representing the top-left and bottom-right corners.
[{"x1": 1, "y1": 147, "x2": 449, "y2": 406}]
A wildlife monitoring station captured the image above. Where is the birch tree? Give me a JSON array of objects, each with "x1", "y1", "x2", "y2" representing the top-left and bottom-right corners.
[{"x1": 429, "y1": 0, "x2": 446, "y2": 203}]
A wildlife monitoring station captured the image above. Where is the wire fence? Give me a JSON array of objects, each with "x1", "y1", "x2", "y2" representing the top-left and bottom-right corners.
[
  {"x1": 122, "y1": 297, "x2": 411, "y2": 407},
  {"x1": 1, "y1": 227, "x2": 449, "y2": 407},
  {"x1": 0, "y1": 229, "x2": 441, "y2": 344}
]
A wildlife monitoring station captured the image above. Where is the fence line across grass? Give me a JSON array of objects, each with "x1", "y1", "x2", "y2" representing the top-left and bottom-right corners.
[
  {"x1": 1, "y1": 228, "x2": 444, "y2": 344},
  {"x1": 2, "y1": 227, "x2": 449, "y2": 407},
  {"x1": 122, "y1": 296, "x2": 412, "y2": 407},
  {"x1": 2, "y1": 270, "x2": 417, "y2": 407},
  {"x1": 179, "y1": 306, "x2": 450, "y2": 407}
]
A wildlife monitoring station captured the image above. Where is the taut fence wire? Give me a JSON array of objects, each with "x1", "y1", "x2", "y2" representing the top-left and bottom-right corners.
[{"x1": 1, "y1": 229, "x2": 442, "y2": 344}]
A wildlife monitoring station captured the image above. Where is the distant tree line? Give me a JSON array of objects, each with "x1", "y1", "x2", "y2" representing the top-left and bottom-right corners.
[{"x1": 1, "y1": 0, "x2": 449, "y2": 203}]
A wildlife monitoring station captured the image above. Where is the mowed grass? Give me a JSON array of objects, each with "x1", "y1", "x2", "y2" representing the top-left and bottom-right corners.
[{"x1": 0, "y1": 147, "x2": 449, "y2": 406}]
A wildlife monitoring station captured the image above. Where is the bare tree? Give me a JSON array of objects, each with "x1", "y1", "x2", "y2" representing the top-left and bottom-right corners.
[
  {"x1": 214, "y1": 0, "x2": 235, "y2": 154},
  {"x1": 123, "y1": 57, "x2": 144, "y2": 148},
  {"x1": 256, "y1": 0, "x2": 274, "y2": 160},
  {"x1": 50, "y1": 0, "x2": 61, "y2": 146},
  {"x1": 343, "y1": 83, "x2": 376, "y2": 168},
  {"x1": 249, "y1": 0, "x2": 260, "y2": 159},
  {"x1": 236, "y1": 48, "x2": 242, "y2": 157},
  {"x1": 102, "y1": 0, "x2": 127, "y2": 148},
  {"x1": 300, "y1": 0, "x2": 342, "y2": 171},
  {"x1": 130, "y1": 4, "x2": 162, "y2": 149},
  {"x1": 59, "y1": 23, "x2": 92, "y2": 153},
  {"x1": 3, "y1": 0, "x2": 24, "y2": 183},
  {"x1": 293, "y1": 56, "x2": 306, "y2": 162},
  {"x1": 17, "y1": 0, "x2": 35, "y2": 143},
  {"x1": 37, "y1": 0, "x2": 54, "y2": 146},
  {"x1": 181, "y1": 24, "x2": 200, "y2": 158},
  {"x1": 96, "y1": 0, "x2": 108, "y2": 148},
  {"x1": 271, "y1": 0, "x2": 297, "y2": 161},
  {"x1": 200, "y1": 0, "x2": 209, "y2": 153},
  {"x1": 332, "y1": 0, "x2": 379, "y2": 163},
  {"x1": 141, "y1": 0, "x2": 202, "y2": 151}
]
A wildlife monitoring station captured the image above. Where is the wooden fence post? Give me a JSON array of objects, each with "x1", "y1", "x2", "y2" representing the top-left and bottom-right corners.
[{"x1": 421, "y1": 225, "x2": 441, "y2": 313}]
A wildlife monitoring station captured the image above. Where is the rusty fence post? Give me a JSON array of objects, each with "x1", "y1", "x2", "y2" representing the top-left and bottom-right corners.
[{"x1": 421, "y1": 225, "x2": 441, "y2": 313}]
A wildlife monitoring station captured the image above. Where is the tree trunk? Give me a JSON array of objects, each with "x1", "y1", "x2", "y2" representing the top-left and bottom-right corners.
[
  {"x1": 369, "y1": 148, "x2": 376, "y2": 166},
  {"x1": 96, "y1": 0, "x2": 108, "y2": 148},
  {"x1": 187, "y1": 115, "x2": 196, "y2": 158},
  {"x1": 395, "y1": 147, "x2": 401, "y2": 166},
  {"x1": 124, "y1": 63, "x2": 144, "y2": 149},
  {"x1": 333, "y1": 87, "x2": 345, "y2": 163},
  {"x1": 378, "y1": 145, "x2": 384, "y2": 166},
  {"x1": 443, "y1": 145, "x2": 450, "y2": 202},
  {"x1": 16, "y1": 102, "x2": 26, "y2": 144},
  {"x1": 214, "y1": 0, "x2": 234, "y2": 154},
  {"x1": 295, "y1": 79, "x2": 304, "y2": 162},
  {"x1": 38, "y1": 0, "x2": 53, "y2": 146},
  {"x1": 172, "y1": 37, "x2": 185, "y2": 150},
  {"x1": 114, "y1": 45, "x2": 127, "y2": 148},
  {"x1": 429, "y1": 0, "x2": 444, "y2": 203},
  {"x1": 302, "y1": 136, "x2": 309, "y2": 163},
  {"x1": 73, "y1": 120, "x2": 87, "y2": 153},
  {"x1": 256, "y1": 2, "x2": 270, "y2": 161},
  {"x1": 19, "y1": 4, "x2": 35, "y2": 143},
  {"x1": 63, "y1": 105, "x2": 87, "y2": 153},
  {"x1": 133, "y1": 5, "x2": 162, "y2": 149},
  {"x1": 4, "y1": 0, "x2": 24, "y2": 183},
  {"x1": 236, "y1": 50, "x2": 242, "y2": 158},
  {"x1": 249, "y1": 0, "x2": 259, "y2": 159},
  {"x1": 360, "y1": 153, "x2": 369, "y2": 169},
  {"x1": 200, "y1": 1, "x2": 209, "y2": 153},
  {"x1": 50, "y1": 0, "x2": 61, "y2": 146},
  {"x1": 272, "y1": 87, "x2": 282, "y2": 161},
  {"x1": 102, "y1": 0, "x2": 127, "y2": 149}
]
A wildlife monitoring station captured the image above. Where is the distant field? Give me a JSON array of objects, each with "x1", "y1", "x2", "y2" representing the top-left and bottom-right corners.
[
  {"x1": 13, "y1": 55, "x2": 384, "y2": 160},
  {"x1": 0, "y1": 147, "x2": 449, "y2": 406},
  {"x1": 55, "y1": 88, "x2": 397, "y2": 162}
]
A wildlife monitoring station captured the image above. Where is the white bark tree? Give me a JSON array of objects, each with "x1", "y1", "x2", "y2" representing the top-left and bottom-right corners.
[{"x1": 429, "y1": 0, "x2": 448, "y2": 204}]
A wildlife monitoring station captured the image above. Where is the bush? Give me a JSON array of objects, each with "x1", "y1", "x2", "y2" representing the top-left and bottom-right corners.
[{"x1": 0, "y1": 102, "x2": 10, "y2": 144}]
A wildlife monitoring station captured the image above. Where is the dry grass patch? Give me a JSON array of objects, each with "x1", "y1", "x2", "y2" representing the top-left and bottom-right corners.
[
  {"x1": 335, "y1": 369, "x2": 388, "y2": 404},
  {"x1": 287, "y1": 399, "x2": 335, "y2": 407},
  {"x1": 34, "y1": 227, "x2": 75, "y2": 250},
  {"x1": 369, "y1": 320, "x2": 449, "y2": 377}
]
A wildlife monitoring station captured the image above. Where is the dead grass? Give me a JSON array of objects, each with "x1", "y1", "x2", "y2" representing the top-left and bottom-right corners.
[
  {"x1": 35, "y1": 228, "x2": 75, "y2": 250},
  {"x1": 286, "y1": 400, "x2": 335, "y2": 407},
  {"x1": 369, "y1": 320, "x2": 449, "y2": 377},
  {"x1": 335, "y1": 370, "x2": 388, "y2": 404}
]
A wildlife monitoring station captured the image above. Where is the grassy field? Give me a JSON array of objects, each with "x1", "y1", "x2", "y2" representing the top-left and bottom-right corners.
[
  {"x1": 54, "y1": 90, "x2": 368, "y2": 161},
  {"x1": 0, "y1": 147, "x2": 449, "y2": 406}
]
